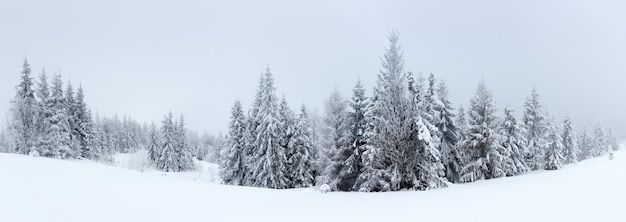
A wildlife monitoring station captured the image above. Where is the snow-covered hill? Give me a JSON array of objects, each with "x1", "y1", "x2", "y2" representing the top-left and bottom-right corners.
[{"x1": 1, "y1": 148, "x2": 624, "y2": 222}]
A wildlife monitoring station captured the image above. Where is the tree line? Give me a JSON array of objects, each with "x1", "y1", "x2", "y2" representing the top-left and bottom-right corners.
[
  {"x1": 0, "y1": 61, "x2": 224, "y2": 169},
  {"x1": 218, "y1": 32, "x2": 620, "y2": 191}
]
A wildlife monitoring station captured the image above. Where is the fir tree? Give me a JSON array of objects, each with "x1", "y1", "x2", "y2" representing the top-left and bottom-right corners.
[
  {"x1": 34, "y1": 69, "x2": 50, "y2": 155},
  {"x1": 544, "y1": 121, "x2": 564, "y2": 170},
  {"x1": 357, "y1": 32, "x2": 410, "y2": 191},
  {"x1": 500, "y1": 107, "x2": 529, "y2": 176},
  {"x1": 323, "y1": 87, "x2": 349, "y2": 189},
  {"x1": 460, "y1": 81, "x2": 509, "y2": 182},
  {"x1": 578, "y1": 129, "x2": 592, "y2": 160},
  {"x1": 589, "y1": 124, "x2": 609, "y2": 158},
  {"x1": 523, "y1": 87, "x2": 548, "y2": 170},
  {"x1": 156, "y1": 112, "x2": 178, "y2": 172},
  {"x1": 561, "y1": 117, "x2": 579, "y2": 164},
  {"x1": 42, "y1": 74, "x2": 72, "y2": 158},
  {"x1": 146, "y1": 123, "x2": 160, "y2": 163},
  {"x1": 435, "y1": 81, "x2": 464, "y2": 183},
  {"x1": 337, "y1": 80, "x2": 369, "y2": 191},
  {"x1": 10, "y1": 58, "x2": 37, "y2": 155},
  {"x1": 287, "y1": 105, "x2": 316, "y2": 188},
  {"x1": 175, "y1": 114, "x2": 195, "y2": 171},
  {"x1": 220, "y1": 100, "x2": 248, "y2": 185},
  {"x1": 74, "y1": 86, "x2": 96, "y2": 159},
  {"x1": 250, "y1": 68, "x2": 289, "y2": 189}
]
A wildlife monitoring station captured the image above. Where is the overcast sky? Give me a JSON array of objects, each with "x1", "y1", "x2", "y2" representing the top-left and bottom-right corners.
[{"x1": 1, "y1": 0, "x2": 624, "y2": 138}]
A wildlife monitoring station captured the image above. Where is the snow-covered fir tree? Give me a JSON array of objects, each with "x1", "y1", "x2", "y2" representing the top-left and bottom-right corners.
[
  {"x1": 323, "y1": 87, "x2": 350, "y2": 189},
  {"x1": 250, "y1": 68, "x2": 289, "y2": 189},
  {"x1": 34, "y1": 69, "x2": 50, "y2": 155},
  {"x1": 65, "y1": 82, "x2": 80, "y2": 157},
  {"x1": 544, "y1": 120, "x2": 564, "y2": 170},
  {"x1": 335, "y1": 80, "x2": 369, "y2": 191},
  {"x1": 435, "y1": 81, "x2": 464, "y2": 183},
  {"x1": 146, "y1": 123, "x2": 160, "y2": 163},
  {"x1": 607, "y1": 129, "x2": 619, "y2": 152},
  {"x1": 155, "y1": 112, "x2": 178, "y2": 172},
  {"x1": 578, "y1": 129, "x2": 592, "y2": 161},
  {"x1": 10, "y1": 58, "x2": 38, "y2": 155},
  {"x1": 74, "y1": 86, "x2": 96, "y2": 159},
  {"x1": 174, "y1": 114, "x2": 195, "y2": 171},
  {"x1": 499, "y1": 107, "x2": 529, "y2": 176},
  {"x1": 523, "y1": 87, "x2": 548, "y2": 170},
  {"x1": 220, "y1": 100, "x2": 248, "y2": 185},
  {"x1": 40, "y1": 74, "x2": 72, "y2": 158},
  {"x1": 460, "y1": 81, "x2": 510, "y2": 182},
  {"x1": 589, "y1": 124, "x2": 610, "y2": 158},
  {"x1": 357, "y1": 33, "x2": 446, "y2": 191},
  {"x1": 287, "y1": 105, "x2": 316, "y2": 188},
  {"x1": 561, "y1": 117, "x2": 579, "y2": 165},
  {"x1": 357, "y1": 32, "x2": 410, "y2": 191}
]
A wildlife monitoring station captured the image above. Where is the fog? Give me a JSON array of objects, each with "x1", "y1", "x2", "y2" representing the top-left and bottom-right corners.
[{"x1": 1, "y1": 0, "x2": 624, "y2": 137}]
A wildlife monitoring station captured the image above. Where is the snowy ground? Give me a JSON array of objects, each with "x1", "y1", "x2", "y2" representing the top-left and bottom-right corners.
[{"x1": 1, "y1": 147, "x2": 625, "y2": 222}]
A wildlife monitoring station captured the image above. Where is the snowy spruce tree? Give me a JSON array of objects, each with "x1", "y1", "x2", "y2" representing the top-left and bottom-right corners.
[
  {"x1": 74, "y1": 86, "x2": 96, "y2": 159},
  {"x1": 578, "y1": 129, "x2": 592, "y2": 160},
  {"x1": 323, "y1": 87, "x2": 350, "y2": 189},
  {"x1": 287, "y1": 105, "x2": 316, "y2": 188},
  {"x1": 544, "y1": 120, "x2": 564, "y2": 170},
  {"x1": 523, "y1": 87, "x2": 548, "y2": 170},
  {"x1": 499, "y1": 107, "x2": 529, "y2": 176},
  {"x1": 589, "y1": 124, "x2": 610, "y2": 158},
  {"x1": 146, "y1": 123, "x2": 160, "y2": 163},
  {"x1": 435, "y1": 81, "x2": 464, "y2": 183},
  {"x1": 561, "y1": 117, "x2": 579, "y2": 165},
  {"x1": 357, "y1": 33, "x2": 446, "y2": 191},
  {"x1": 174, "y1": 114, "x2": 195, "y2": 171},
  {"x1": 39, "y1": 74, "x2": 73, "y2": 158},
  {"x1": 460, "y1": 81, "x2": 509, "y2": 183},
  {"x1": 250, "y1": 68, "x2": 289, "y2": 189},
  {"x1": 220, "y1": 100, "x2": 248, "y2": 185},
  {"x1": 156, "y1": 112, "x2": 178, "y2": 172},
  {"x1": 34, "y1": 69, "x2": 50, "y2": 155},
  {"x1": 335, "y1": 80, "x2": 369, "y2": 191},
  {"x1": 10, "y1": 58, "x2": 38, "y2": 155}
]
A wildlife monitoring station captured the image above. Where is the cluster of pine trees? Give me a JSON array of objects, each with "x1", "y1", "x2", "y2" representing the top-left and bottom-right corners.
[
  {"x1": 1, "y1": 59, "x2": 221, "y2": 169},
  {"x1": 146, "y1": 112, "x2": 196, "y2": 172},
  {"x1": 220, "y1": 32, "x2": 620, "y2": 192}
]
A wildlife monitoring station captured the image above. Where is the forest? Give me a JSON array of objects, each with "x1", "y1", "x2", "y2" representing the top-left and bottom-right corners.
[{"x1": 1, "y1": 33, "x2": 620, "y2": 192}]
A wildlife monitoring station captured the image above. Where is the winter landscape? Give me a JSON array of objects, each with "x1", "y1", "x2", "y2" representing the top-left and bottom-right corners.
[{"x1": 1, "y1": 1, "x2": 625, "y2": 222}]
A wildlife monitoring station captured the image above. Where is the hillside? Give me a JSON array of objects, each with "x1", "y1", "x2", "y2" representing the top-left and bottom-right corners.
[{"x1": 1, "y1": 146, "x2": 624, "y2": 222}]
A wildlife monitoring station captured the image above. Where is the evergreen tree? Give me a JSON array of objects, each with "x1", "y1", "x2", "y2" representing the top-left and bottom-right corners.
[
  {"x1": 460, "y1": 81, "x2": 509, "y2": 182},
  {"x1": 435, "y1": 81, "x2": 464, "y2": 183},
  {"x1": 561, "y1": 117, "x2": 579, "y2": 164},
  {"x1": 544, "y1": 121, "x2": 564, "y2": 170},
  {"x1": 74, "y1": 86, "x2": 96, "y2": 159},
  {"x1": 34, "y1": 69, "x2": 50, "y2": 155},
  {"x1": 10, "y1": 58, "x2": 37, "y2": 155},
  {"x1": 220, "y1": 100, "x2": 248, "y2": 185},
  {"x1": 523, "y1": 87, "x2": 548, "y2": 170},
  {"x1": 578, "y1": 129, "x2": 592, "y2": 161},
  {"x1": 146, "y1": 123, "x2": 160, "y2": 163},
  {"x1": 500, "y1": 107, "x2": 529, "y2": 176},
  {"x1": 323, "y1": 87, "x2": 349, "y2": 189},
  {"x1": 337, "y1": 80, "x2": 369, "y2": 191},
  {"x1": 607, "y1": 129, "x2": 619, "y2": 151},
  {"x1": 357, "y1": 32, "x2": 410, "y2": 191},
  {"x1": 250, "y1": 68, "x2": 289, "y2": 189},
  {"x1": 175, "y1": 114, "x2": 195, "y2": 171},
  {"x1": 287, "y1": 105, "x2": 316, "y2": 188},
  {"x1": 65, "y1": 82, "x2": 80, "y2": 157},
  {"x1": 41, "y1": 74, "x2": 72, "y2": 158},
  {"x1": 589, "y1": 124, "x2": 609, "y2": 158},
  {"x1": 156, "y1": 112, "x2": 178, "y2": 172}
]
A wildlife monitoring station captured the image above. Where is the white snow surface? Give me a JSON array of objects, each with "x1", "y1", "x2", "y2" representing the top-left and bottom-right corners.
[{"x1": 1, "y1": 148, "x2": 625, "y2": 222}]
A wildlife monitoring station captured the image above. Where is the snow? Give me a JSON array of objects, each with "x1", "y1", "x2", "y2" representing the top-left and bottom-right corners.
[{"x1": 1, "y1": 147, "x2": 625, "y2": 222}]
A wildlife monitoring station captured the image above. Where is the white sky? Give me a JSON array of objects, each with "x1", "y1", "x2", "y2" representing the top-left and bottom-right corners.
[{"x1": 1, "y1": 0, "x2": 625, "y2": 138}]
